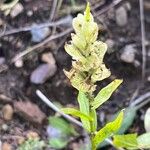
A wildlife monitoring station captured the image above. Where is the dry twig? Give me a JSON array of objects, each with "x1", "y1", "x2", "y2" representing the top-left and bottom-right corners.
[
  {"x1": 139, "y1": 0, "x2": 146, "y2": 80},
  {"x1": 0, "y1": 16, "x2": 72, "y2": 37},
  {"x1": 11, "y1": 28, "x2": 73, "y2": 63}
]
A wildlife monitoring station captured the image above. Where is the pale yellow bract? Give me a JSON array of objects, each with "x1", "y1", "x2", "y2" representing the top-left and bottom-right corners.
[{"x1": 64, "y1": 3, "x2": 110, "y2": 93}]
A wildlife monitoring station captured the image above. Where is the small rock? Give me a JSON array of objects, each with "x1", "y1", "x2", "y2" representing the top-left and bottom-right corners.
[
  {"x1": 10, "y1": 3, "x2": 24, "y2": 18},
  {"x1": 147, "y1": 76, "x2": 150, "y2": 82},
  {"x1": 124, "y1": 2, "x2": 131, "y2": 11},
  {"x1": 120, "y1": 44, "x2": 136, "y2": 63},
  {"x1": 0, "y1": 141, "x2": 2, "y2": 150},
  {"x1": 116, "y1": 6, "x2": 128, "y2": 26},
  {"x1": 2, "y1": 104, "x2": 14, "y2": 121},
  {"x1": 0, "y1": 18, "x2": 3, "y2": 26},
  {"x1": 14, "y1": 101, "x2": 46, "y2": 124},
  {"x1": 14, "y1": 58, "x2": 23, "y2": 68},
  {"x1": 0, "y1": 57, "x2": 6, "y2": 65},
  {"x1": 26, "y1": 10, "x2": 33, "y2": 17},
  {"x1": 31, "y1": 26, "x2": 50, "y2": 42},
  {"x1": 1, "y1": 124, "x2": 8, "y2": 131},
  {"x1": 26, "y1": 131, "x2": 39, "y2": 139},
  {"x1": 17, "y1": 137, "x2": 25, "y2": 145},
  {"x1": 2, "y1": 142, "x2": 12, "y2": 150},
  {"x1": 105, "y1": 39, "x2": 115, "y2": 53},
  {"x1": 41, "y1": 52, "x2": 56, "y2": 65},
  {"x1": 30, "y1": 63, "x2": 57, "y2": 84}
]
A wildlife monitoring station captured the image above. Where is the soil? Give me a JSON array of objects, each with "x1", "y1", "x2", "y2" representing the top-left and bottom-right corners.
[{"x1": 0, "y1": 0, "x2": 150, "y2": 150}]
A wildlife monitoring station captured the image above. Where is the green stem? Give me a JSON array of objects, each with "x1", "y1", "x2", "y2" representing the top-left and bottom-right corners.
[{"x1": 87, "y1": 93, "x2": 97, "y2": 150}]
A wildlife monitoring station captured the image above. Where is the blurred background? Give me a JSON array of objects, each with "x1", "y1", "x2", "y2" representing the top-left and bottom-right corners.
[{"x1": 0, "y1": 0, "x2": 150, "y2": 149}]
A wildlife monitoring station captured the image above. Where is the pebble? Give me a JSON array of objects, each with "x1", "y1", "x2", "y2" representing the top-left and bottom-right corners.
[
  {"x1": 115, "y1": 6, "x2": 128, "y2": 27},
  {"x1": 14, "y1": 58, "x2": 23, "y2": 68},
  {"x1": 105, "y1": 39, "x2": 115, "y2": 53},
  {"x1": 31, "y1": 26, "x2": 50, "y2": 42},
  {"x1": 10, "y1": 3, "x2": 24, "y2": 18},
  {"x1": 0, "y1": 57, "x2": 6, "y2": 65},
  {"x1": 41, "y1": 52, "x2": 56, "y2": 65},
  {"x1": 30, "y1": 63, "x2": 57, "y2": 84},
  {"x1": 120, "y1": 44, "x2": 136, "y2": 63},
  {"x1": 17, "y1": 136, "x2": 25, "y2": 145},
  {"x1": 0, "y1": 140, "x2": 2, "y2": 150},
  {"x1": 2, "y1": 104, "x2": 14, "y2": 121},
  {"x1": 26, "y1": 10, "x2": 33, "y2": 17},
  {"x1": 0, "y1": 18, "x2": 3, "y2": 26},
  {"x1": 2, "y1": 142, "x2": 12, "y2": 150},
  {"x1": 1, "y1": 124, "x2": 8, "y2": 131},
  {"x1": 26, "y1": 131, "x2": 39, "y2": 139}
]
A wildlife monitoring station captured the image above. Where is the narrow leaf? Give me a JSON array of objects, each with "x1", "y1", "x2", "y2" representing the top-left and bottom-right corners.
[
  {"x1": 92, "y1": 79, "x2": 123, "y2": 109},
  {"x1": 137, "y1": 133, "x2": 150, "y2": 149},
  {"x1": 144, "y1": 107, "x2": 150, "y2": 132},
  {"x1": 90, "y1": 109, "x2": 97, "y2": 131},
  {"x1": 93, "y1": 110, "x2": 124, "y2": 148},
  {"x1": 117, "y1": 107, "x2": 137, "y2": 134},
  {"x1": 113, "y1": 134, "x2": 138, "y2": 149},
  {"x1": 78, "y1": 91, "x2": 91, "y2": 132},
  {"x1": 61, "y1": 108, "x2": 93, "y2": 121}
]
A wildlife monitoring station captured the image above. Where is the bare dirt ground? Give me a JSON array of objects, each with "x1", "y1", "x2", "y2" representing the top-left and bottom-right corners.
[{"x1": 0, "y1": 0, "x2": 150, "y2": 149}]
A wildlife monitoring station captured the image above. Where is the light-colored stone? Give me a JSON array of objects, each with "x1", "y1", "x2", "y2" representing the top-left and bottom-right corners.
[
  {"x1": 26, "y1": 131, "x2": 39, "y2": 139},
  {"x1": 14, "y1": 58, "x2": 23, "y2": 68},
  {"x1": 2, "y1": 104, "x2": 14, "y2": 121},
  {"x1": 30, "y1": 63, "x2": 57, "y2": 84},
  {"x1": 116, "y1": 6, "x2": 128, "y2": 26},
  {"x1": 31, "y1": 26, "x2": 50, "y2": 43},
  {"x1": 0, "y1": 57, "x2": 5, "y2": 65},
  {"x1": 41, "y1": 52, "x2": 55, "y2": 65},
  {"x1": 10, "y1": 3, "x2": 24, "y2": 18},
  {"x1": 2, "y1": 142, "x2": 11, "y2": 150},
  {"x1": 120, "y1": 44, "x2": 136, "y2": 63}
]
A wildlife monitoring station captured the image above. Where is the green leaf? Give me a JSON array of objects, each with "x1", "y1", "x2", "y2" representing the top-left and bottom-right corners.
[
  {"x1": 18, "y1": 138, "x2": 45, "y2": 150},
  {"x1": 93, "y1": 110, "x2": 124, "y2": 148},
  {"x1": 113, "y1": 134, "x2": 138, "y2": 149},
  {"x1": 61, "y1": 108, "x2": 93, "y2": 121},
  {"x1": 78, "y1": 91, "x2": 91, "y2": 132},
  {"x1": 48, "y1": 138, "x2": 68, "y2": 149},
  {"x1": 91, "y1": 79, "x2": 123, "y2": 109},
  {"x1": 48, "y1": 117, "x2": 77, "y2": 136},
  {"x1": 90, "y1": 109, "x2": 97, "y2": 131},
  {"x1": 144, "y1": 107, "x2": 150, "y2": 132},
  {"x1": 117, "y1": 107, "x2": 137, "y2": 134},
  {"x1": 85, "y1": 2, "x2": 91, "y2": 21},
  {"x1": 137, "y1": 133, "x2": 150, "y2": 149}
]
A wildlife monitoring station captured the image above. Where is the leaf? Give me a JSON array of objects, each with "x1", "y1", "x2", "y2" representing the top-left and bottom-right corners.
[
  {"x1": 98, "y1": 107, "x2": 137, "y2": 148},
  {"x1": 91, "y1": 79, "x2": 123, "y2": 109},
  {"x1": 64, "y1": 43, "x2": 86, "y2": 61},
  {"x1": 48, "y1": 117, "x2": 77, "y2": 136},
  {"x1": 85, "y1": 2, "x2": 91, "y2": 22},
  {"x1": 48, "y1": 138, "x2": 68, "y2": 149},
  {"x1": 117, "y1": 107, "x2": 137, "y2": 134},
  {"x1": 61, "y1": 108, "x2": 93, "y2": 121},
  {"x1": 18, "y1": 138, "x2": 45, "y2": 150},
  {"x1": 144, "y1": 107, "x2": 150, "y2": 132},
  {"x1": 93, "y1": 110, "x2": 124, "y2": 148},
  {"x1": 137, "y1": 133, "x2": 150, "y2": 149},
  {"x1": 113, "y1": 134, "x2": 138, "y2": 149},
  {"x1": 78, "y1": 91, "x2": 91, "y2": 132},
  {"x1": 90, "y1": 109, "x2": 97, "y2": 131}
]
